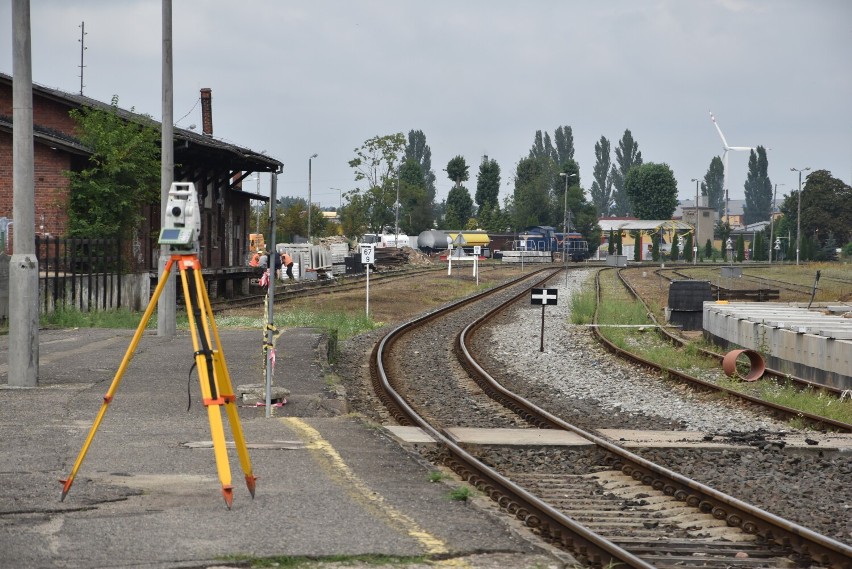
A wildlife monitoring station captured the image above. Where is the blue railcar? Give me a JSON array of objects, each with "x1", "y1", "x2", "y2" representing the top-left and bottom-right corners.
[{"x1": 516, "y1": 226, "x2": 590, "y2": 261}]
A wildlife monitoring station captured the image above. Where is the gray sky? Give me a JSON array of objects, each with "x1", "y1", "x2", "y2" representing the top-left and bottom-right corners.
[{"x1": 3, "y1": 0, "x2": 851, "y2": 211}]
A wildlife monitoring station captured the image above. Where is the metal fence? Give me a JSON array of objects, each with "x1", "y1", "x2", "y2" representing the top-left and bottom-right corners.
[{"x1": 35, "y1": 236, "x2": 123, "y2": 312}]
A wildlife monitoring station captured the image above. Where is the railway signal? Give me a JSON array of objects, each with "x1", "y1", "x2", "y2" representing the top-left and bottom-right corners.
[{"x1": 531, "y1": 287, "x2": 558, "y2": 352}]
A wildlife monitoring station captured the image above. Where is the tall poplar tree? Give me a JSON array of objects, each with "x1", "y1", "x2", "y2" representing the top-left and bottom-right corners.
[
  {"x1": 742, "y1": 146, "x2": 772, "y2": 225},
  {"x1": 590, "y1": 135, "x2": 613, "y2": 216},
  {"x1": 702, "y1": 156, "x2": 725, "y2": 216},
  {"x1": 475, "y1": 155, "x2": 501, "y2": 210},
  {"x1": 404, "y1": 130, "x2": 437, "y2": 204},
  {"x1": 609, "y1": 129, "x2": 642, "y2": 216}
]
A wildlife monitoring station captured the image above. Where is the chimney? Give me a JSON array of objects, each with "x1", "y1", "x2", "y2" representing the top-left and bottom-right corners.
[{"x1": 200, "y1": 88, "x2": 213, "y2": 136}]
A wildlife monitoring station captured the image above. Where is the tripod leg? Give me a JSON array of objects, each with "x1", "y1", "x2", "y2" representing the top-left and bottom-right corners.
[
  {"x1": 193, "y1": 268, "x2": 257, "y2": 497},
  {"x1": 177, "y1": 259, "x2": 234, "y2": 508},
  {"x1": 61, "y1": 259, "x2": 175, "y2": 501}
]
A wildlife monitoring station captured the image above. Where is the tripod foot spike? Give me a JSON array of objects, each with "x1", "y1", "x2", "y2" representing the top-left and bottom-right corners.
[
  {"x1": 245, "y1": 475, "x2": 257, "y2": 498},
  {"x1": 59, "y1": 479, "x2": 72, "y2": 502},
  {"x1": 222, "y1": 485, "x2": 234, "y2": 509}
]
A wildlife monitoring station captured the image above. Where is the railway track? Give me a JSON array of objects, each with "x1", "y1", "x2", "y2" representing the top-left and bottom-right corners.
[
  {"x1": 370, "y1": 267, "x2": 852, "y2": 568},
  {"x1": 617, "y1": 267, "x2": 850, "y2": 403},
  {"x1": 206, "y1": 265, "x2": 447, "y2": 312}
]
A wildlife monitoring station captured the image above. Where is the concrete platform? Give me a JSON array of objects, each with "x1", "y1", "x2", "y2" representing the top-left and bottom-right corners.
[
  {"x1": 388, "y1": 426, "x2": 852, "y2": 451},
  {"x1": 703, "y1": 302, "x2": 852, "y2": 390},
  {"x1": 0, "y1": 328, "x2": 556, "y2": 569}
]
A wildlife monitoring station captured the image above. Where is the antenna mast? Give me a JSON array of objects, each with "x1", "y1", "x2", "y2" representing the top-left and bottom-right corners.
[{"x1": 78, "y1": 21, "x2": 87, "y2": 95}]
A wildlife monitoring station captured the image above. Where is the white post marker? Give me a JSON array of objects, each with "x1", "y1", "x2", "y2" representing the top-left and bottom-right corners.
[
  {"x1": 447, "y1": 244, "x2": 453, "y2": 276},
  {"x1": 530, "y1": 287, "x2": 558, "y2": 352},
  {"x1": 360, "y1": 244, "x2": 375, "y2": 318},
  {"x1": 473, "y1": 245, "x2": 481, "y2": 285}
]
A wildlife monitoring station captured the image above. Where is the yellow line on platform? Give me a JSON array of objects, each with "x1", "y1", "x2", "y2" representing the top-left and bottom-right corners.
[{"x1": 281, "y1": 417, "x2": 455, "y2": 560}]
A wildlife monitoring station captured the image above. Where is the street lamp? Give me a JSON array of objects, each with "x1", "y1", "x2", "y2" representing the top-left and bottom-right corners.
[
  {"x1": 690, "y1": 178, "x2": 700, "y2": 264},
  {"x1": 726, "y1": 237, "x2": 733, "y2": 264},
  {"x1": 559, "y1": 172, "x2": 577, "y2": 283},
  {"x1": 308, "y1": 154, "x2": 318, "y2": 241},
  {"x1": 790, "y1": 167, "x2": 810, "y2": 265}
]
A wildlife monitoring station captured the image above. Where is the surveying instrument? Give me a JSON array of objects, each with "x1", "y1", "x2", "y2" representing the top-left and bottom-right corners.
[{"x1": 60, "y1": 182, "x2": 256, "y2": 508}]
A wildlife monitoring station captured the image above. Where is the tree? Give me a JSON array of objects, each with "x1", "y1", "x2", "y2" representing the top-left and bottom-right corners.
[
  {"x1": 590, "y1": 135, "x2": 613, "y2": 216},
  {"x1": 607, "y1": 228, "x2": 615, "y2": 255},
  {"x1": 66, "y1": 96, "x2": 160, "y2": 238},
  {"x1": 348, "y1": 133, "x2": 406, "y2": 191},
  {"x1": 704, "y1": 239, "x2": 713, "y2": 260},
  {"x1": 553, "y1": 125, "x2": 575, "y2": 166},
  {"x1": 651, "y1": 232, "x2": 659, "y2": 262},
  {"x1": 752, "y1": 230, "x2": 766, "y2": 261},
  {"x1": 444, "y1": 186, "x2": 473, "y2": 229},
  {"x1": 446, "y1": 155, "x2": 470, "y2": 189},
  {"x1": 743, "y1": 146, "x2": 772, "y2": 225},
  {"x1": 779, "y1": 169, "x2": 852, "y2": 252},
  {"x1": 670, "y1": 234, "x2": 680, "y2": 261},
  {"x1": 702, "y1": 156, "x2": 725, "y2": 216},
  {"x1": 399, "y1": 158, "x2": 432, "y2": 234},
  {"x1": 624, "y1": 163, "x2": 678, "y2": 220},
  {"x1": 512, "y1": 156, "x2": 552, "y2": 228},
  {"x1": 404, "y1": 130, "x2": 437, "y2": 204},
  {"x1": 475, "y1": 155, "x2": 501, "y2": 211},
  {"x1": 684, "y1": 232, "x2": 693, "y2": 262},
  {"x1": 735, "y1": 234, "x2": 745, "y2": 262},
  {"x1": 347, "y1": 133, "x2": 406, "y2": 234},
  {"x1": 609, "y1": 129, "x2": 642, "y2": 216}
]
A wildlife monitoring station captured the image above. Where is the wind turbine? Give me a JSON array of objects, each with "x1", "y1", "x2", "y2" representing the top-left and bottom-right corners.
[{"x1": 709, "y1": 111, "x2": 753, "y2": 225}]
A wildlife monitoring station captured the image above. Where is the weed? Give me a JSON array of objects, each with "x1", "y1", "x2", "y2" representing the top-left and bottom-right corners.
[
  {"x1": 428, "y1": 470, "x2": 448, "y2": 483},
  {"x1": 448, "y1": 485, "x2": 471, "y2": 501}
]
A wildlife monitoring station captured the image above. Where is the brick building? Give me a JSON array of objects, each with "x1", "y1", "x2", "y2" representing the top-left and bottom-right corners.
[{"x1": 0, "y1": 72, "x2": 282, "y2": 305}]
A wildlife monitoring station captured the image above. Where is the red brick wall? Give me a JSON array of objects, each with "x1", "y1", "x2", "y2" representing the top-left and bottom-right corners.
[{"x1": 0, "y1": 132, "x2": 74, "y2": 250}]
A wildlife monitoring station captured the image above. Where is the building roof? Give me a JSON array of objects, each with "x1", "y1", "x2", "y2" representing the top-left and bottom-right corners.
[
  {"x1": 598, "y1": 218, "x2": 694, "y2": 232},
  {"x1": 0, "y1": 72, "x2": 282, "y2": 198}
]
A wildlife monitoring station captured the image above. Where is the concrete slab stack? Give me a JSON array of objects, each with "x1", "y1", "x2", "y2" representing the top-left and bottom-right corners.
[{"x1": 703, "y1": 302, "x2": 852, "y2": 390}]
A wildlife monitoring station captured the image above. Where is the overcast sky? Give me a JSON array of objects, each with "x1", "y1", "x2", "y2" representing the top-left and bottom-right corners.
[{"x1": 3, "y1": 0, "x2": 850, "y2": 211}]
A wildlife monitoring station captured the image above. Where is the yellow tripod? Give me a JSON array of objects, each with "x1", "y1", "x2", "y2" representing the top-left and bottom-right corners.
[{"x1": 60, "y1": 254, "x2": 256, "y2": 508}]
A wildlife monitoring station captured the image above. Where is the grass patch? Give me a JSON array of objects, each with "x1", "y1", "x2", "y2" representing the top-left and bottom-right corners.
[
  {"x1": 40, "y1": 306, "x2": 155, "y2": 330},
  {"x1": 448, "y1": 485, "x2": 471, "y2": 501},
  {"x1": 428, "y1": 470, "x2": 449, "y2": 483},
  {"x1": 569, "y1": 287, "x2": 596, "y2": 324},
  {"x1": 215, "y1": 309, "x2": 380, "y2": 341},
  {"x1": 717, "y1": 376, "x2": 852, "y2": 425}
]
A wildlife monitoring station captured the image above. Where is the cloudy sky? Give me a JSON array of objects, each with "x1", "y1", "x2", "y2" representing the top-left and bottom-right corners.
[{"x1": 3, "y1": 0, "x2": 850, "y2": 210}]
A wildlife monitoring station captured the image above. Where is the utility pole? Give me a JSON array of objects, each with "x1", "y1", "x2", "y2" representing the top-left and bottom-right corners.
[
  {"x1": 9, "y1": 0, "x2": 39, "y2": 387},
  {"x1": 691, "y1": 178, "x2": 700, "y2": 264},
  {"x1": 157, "y1": 0, "x2": 176, "y2": 337},
  {"x1": 78, "y1": 22, "x2": 86, "y2": 95},
  {"x1": 790, "y1": 167, "x2": 810, "y2": 265},
  {"x1": 307, "y1": 154, "x2": 317, "y2": 241},
  {"x1": 394, "y1": 167, "x2": 400, "y2": 247}
]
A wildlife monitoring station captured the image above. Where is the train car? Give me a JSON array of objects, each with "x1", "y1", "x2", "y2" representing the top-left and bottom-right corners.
[
  {"x1": 513, "y1": 226, "x2": 590, "y2": 261},
  {"x1": 417, "y1": 229, "x2": 451, "y2": 253},
  {"x1": 557, "y1": 232, "x2": 591, "y2": 261}
]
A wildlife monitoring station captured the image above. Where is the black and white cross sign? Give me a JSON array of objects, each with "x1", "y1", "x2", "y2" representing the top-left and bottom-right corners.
[{"x1": 530, "y1": 288, "x2": 558, "y2": 306}]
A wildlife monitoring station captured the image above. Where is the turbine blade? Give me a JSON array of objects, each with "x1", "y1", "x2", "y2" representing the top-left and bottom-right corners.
[
  {"x1": 709, "y1": 110, "x2": 730, "y2": 150},
  {"x1": 728, "y1": 146, "x2": 753, "y2": 151}
]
